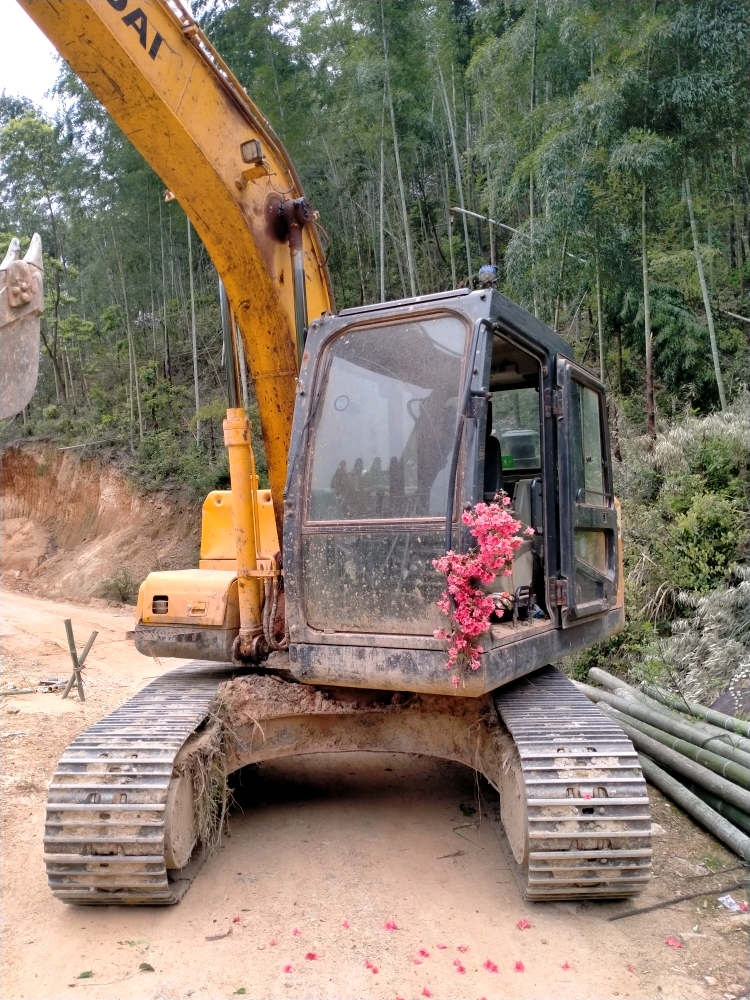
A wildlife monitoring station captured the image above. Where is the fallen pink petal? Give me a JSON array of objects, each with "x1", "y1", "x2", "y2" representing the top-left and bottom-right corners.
[
  {"x1": 342, "y1": 919, "x2": 350, "y2": 928},
  {"x1": 627, "y1": 966, "x2": 635, "y2": 973},
  {"x1": 269, "y1": 939, "x2": 277, "y2": 947},
  {"x1": 292, "y1": 928, "x2": 300, "y2": 937},
  {"x1": 436, "y1": 943, "x2": 447, "y2": 950},
  {"x1": 561, "y1": 962, "x2": 571, "y2": 970},
  {"x1": 413, "y1": 959, "x2": 423, "y2": 965},
  {"x1": 232, "y1": 915, "x2": 241, "y2": 923},
  {"x1": 283, "y1": 965, "x2": 292, "y2": 974},
  {"x1": 516, "y1": 918, "x2": 531, "y2": 930},
  {"x1": 457, "y1": 944, "x2": 469, "y2": 952},
  {"x1": 421, "y1": 989, "x2": 432, "y2": 997},
  {"x1": 364, "y1": 960, "x2": 374, "y2": 970},
  {"x1": 515, "y1": 960, "x2": 525, "y2": 972},
  {"x1": 418, "y1": 949, "x2": 430, "y2": 958},
  {"x1": 483, "y1": 960, "x2": 499, "y2": 974},
  {"x1": 384, "y1": 920, "x2": 399, "y2": 931},
  {"x1": 665, "y1": 937, "x2": 683, "y2": 949},
  {"x1": 371, "y1": 967, "x2": 379, "y2": 975},
  {"x1": 305, "y1": 952, "x2": 317, "y2": 961},
  {"x1": 455, "y1": 963, "x2": 466, "y2": 974}
]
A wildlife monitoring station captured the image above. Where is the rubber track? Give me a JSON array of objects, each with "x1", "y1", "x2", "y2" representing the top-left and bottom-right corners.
[
  {"x1": 44, "y1": 660, "x2": 237, "y2": 905},
  {"x1": 494, "y1": 666, "x2": 653, "y2": 899}
]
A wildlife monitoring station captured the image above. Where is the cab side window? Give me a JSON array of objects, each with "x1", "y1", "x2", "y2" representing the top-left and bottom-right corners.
[{"x1": 570, "y1": 381, "x2": 607, "y2": 503}]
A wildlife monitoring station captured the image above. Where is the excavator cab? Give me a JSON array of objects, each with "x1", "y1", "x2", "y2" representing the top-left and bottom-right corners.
[
  {"x1": 135, "y1": 286, "x2": 624, "y2": 696},
  {"x1": 283, "y1": 288, "x2": 623, "y2": 696}
]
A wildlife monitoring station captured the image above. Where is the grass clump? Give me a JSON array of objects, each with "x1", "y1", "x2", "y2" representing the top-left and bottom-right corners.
[{"x1": 100, "y1": 567, "x2": 139, "y2": 604}]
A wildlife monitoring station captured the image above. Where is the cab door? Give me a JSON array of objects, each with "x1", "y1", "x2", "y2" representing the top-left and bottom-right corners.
[{"x1": 555, "y1": 357, "x2": 619, "y2": 625}]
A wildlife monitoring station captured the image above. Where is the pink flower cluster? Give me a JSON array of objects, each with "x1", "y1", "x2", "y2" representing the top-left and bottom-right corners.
[{"x1": 433, "y1": 495, "x2": 527, "y2": 684}]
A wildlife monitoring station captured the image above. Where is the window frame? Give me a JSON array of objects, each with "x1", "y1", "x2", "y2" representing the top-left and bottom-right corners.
[
  {"x1": 301, "y1": 309, "x2": 472, "y2": 529},
  {"x1": 555, "y1": 356, "x2": 619, "y2": 625}
]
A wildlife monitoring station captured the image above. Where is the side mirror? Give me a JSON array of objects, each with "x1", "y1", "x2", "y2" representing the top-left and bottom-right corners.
[{"x1": 0, "y1": 233, "x2": 44, "y2": 420}]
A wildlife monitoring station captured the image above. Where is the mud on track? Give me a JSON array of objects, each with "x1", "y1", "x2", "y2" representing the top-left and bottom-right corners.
[{"x1": 1, "y1": 592, "x2": 748, "y2": 1000}]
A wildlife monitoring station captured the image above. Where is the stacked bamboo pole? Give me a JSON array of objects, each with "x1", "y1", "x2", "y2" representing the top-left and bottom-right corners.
[{"x1": 576, "y1": 668, "x2": 750, "y2": 864}]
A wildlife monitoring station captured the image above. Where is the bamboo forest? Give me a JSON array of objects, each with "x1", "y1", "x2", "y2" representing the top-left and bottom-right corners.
[{"x1": 1, "y1": 0, "x2": 749, "y2": 698}]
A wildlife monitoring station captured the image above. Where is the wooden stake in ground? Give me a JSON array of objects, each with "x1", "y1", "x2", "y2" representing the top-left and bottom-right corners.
[{"x1": 61, "y1": 620, "x2": 98, "y2": 702}]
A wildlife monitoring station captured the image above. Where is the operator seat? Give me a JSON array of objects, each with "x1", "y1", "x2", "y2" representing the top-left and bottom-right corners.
[
  {"x1": 484, "y1": 401, "x2": 503, "y2": 501},
  {"x1": 507, "y1": 478, "x2": 534, "y2": 593}
]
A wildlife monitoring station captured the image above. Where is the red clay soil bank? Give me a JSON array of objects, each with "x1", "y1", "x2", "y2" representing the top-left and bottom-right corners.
[{"x1": 0, "y1": 444, "x2": 199, "y2": 602}]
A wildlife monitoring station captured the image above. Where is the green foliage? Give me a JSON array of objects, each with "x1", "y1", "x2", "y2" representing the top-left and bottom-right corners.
[
  {"x1": 664, "y1": 492, "x2": 742, "y2": 592},
  {"x1": 134, "y1": 430, "x2": 230, "y2": 497},
  {"x1": 100, "y1": 568, "x2": 139, "y2": 605},
  {"x1": 1, "y1": 0, "x2": 749, "y2": 506},
  {"x1": 592, "y1": 395, "x2": 750, "y2": 701},
  {"x1": 565, "y1": 593, "x2": 659, "y2": 682}
]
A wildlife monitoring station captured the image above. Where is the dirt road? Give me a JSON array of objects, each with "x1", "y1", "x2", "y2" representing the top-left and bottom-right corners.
[{"x1": 1, "y1": 592, "x2": 748, "y2": 1000}]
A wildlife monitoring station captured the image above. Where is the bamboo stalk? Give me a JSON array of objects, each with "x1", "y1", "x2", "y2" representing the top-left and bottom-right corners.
[
  {"x1": 187, "y1": 218, "x2": 200, "y2": 444},
  {"x1": 644, "y1": 685, "x2": 750, "y2": 740},
  {"x1": 642, "y1": 182, "x2": 656, "y2": 438},
  {"x1": 112, "y1": 226, "x2": 144, "y2": 445},
  {"x1": 588, "y1": 669, "x2": 746, "y2": 747},
  {"x1": 575, "y1": 681, "x2": 750, "y2": 770},
  {"x1": 382, "y1": 7, "x2": 417, "y2": 298},
  {"x1": 672, "y1": 770, "x2": 750, "y2": 838},
  {"x1": 158, "y1": 194, "x2": 171, "y2": 381},
  {"x1": 528, "y1": 0, "x2": 539, "y2": 318},
  {"x1": 685, "y1": 175, "x2": 727, "y2": 409},
  {"x1": 442, "y1": 159, "x2": 457, "y2": 289},
  {"x1": 379, "y1": 136, "x2": 386, "y2": 301},
  {"x1": 637, "y1": 754, "x2": 750, "y2": 863},
  {"x1": 604, "y1": 705, "x2": 750, "y2": 789},
  {"x1": 596, "y1": 253, "x2": 605, "y2": 383},
  {"x1": 597, "y1": 703, "x2": 750, "y2": 814},
  {"x1": 437, "y1": 62, "x2": 472, "y2": 285}
]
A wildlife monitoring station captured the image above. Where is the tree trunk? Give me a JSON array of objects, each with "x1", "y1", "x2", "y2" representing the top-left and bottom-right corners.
[
  {"x1": 553, "y1": 230, "x2": 568, "y2": 332},
  {"x1": 113, "y1": 230, "x2": 144, "y2": 445},
  {"x1": 529, "y1": 0, "x2": 539, "y2": 318},
  {"x1": 596, "y1": 252, "x2": 606, "y2": 383},
  {"x1": 641, "y1": 183, "x2": 656, "y2": 439},
  {"x1": 685, "y1": 176, "x2": 727, "y2": 410},
  {"x1": 438, "y1": 63, "x2": 472, "y2": 285},
  {"x1": 379, "y1": 138, "x2": 386, "y2": 301},
  {"x1": 39, "y1": 326, "x2": 64, "y2": 403},
  {"x1": 158, "y1": 195, "x2": 172, "y2": 381},
  {"x1": 235, "y1": 317, "x2": 249, "y2": 409},
  {"x1": 381, "y1": 8, "x2": 417, "y2": 298},
  {"x1": 188, "y1": 219, "x2": 201, "y2": 443},
  {"x1": 146, "y1": 197, "x2": 158, "y2": 356},
  {"x1": 384, "y1": 198, "x2": 408, "y2": 298},
  {"x1": 443, "y1": 160, "x2": 457, "y2": 289},
  {"x1": 732, "y1": 144, "x2": 745, "y2": 301}
]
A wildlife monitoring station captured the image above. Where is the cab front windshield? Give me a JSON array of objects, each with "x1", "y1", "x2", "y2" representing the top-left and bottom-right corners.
[{"x1": 308, "y1": 315, "x2": 467, "y2": 521}]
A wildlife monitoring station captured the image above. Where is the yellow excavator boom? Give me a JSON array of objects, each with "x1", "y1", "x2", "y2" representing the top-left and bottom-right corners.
[{"x1": 17, "y1": 0, "x2": 333, "y2": 530}]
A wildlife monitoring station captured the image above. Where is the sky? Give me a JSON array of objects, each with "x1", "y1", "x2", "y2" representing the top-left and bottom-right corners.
[
  {"x1": 0, "y1": 1, "x2": 208, "y2": 116},
  {"x1": 0, "y1": 1, "x2": 61, "y2": 114}
]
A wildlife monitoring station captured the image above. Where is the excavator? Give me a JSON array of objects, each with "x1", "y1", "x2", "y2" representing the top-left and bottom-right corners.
[{"x1": 10, "y1": 0, "x2": 652, "y2": 905}]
